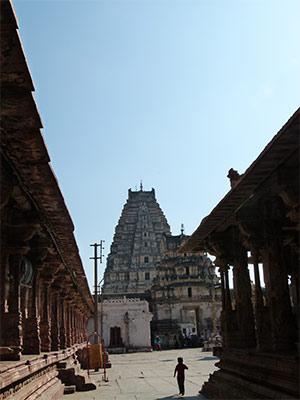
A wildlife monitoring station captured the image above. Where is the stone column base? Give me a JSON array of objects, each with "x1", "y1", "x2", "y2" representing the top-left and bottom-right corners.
[
  {"x1": 40, "y1": 321, "x2": 51, "y2": 352},
  {"x1": 0, "y1": 312, "x2": 23, "y2": 358},
  {"x1": 200, "y1": 347, "x2": 299, "y2": 400},
  {"x1": 23, "y1": 317, "x2": 41, "y2": 354}
]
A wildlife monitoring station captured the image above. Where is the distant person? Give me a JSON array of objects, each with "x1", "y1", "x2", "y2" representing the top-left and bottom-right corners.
[
  {"x1": 174, "y1": 357, "x2": 188, "y2": 396},
  {"x1": 174, "y1": 335, "x2": 179, "y2": 349},
  {"x1": 179, "y1": 334, "x2": 184, "y2": 348},
  {"x1": 154, "y1": 335, "x2": 162, "y2": 351}
]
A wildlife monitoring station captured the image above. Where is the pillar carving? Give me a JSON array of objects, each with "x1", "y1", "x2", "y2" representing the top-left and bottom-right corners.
[
  {"x1": 0, "y1": 253, "x2": 10, "y2": 315},
  {"x1": 3, "y1": 253, "x2": 27, "y2": 360},
  {"x1": 214, "y1": 258, "x2": 234, "y2": 348},
  {"x1": 23, "y1": 242, "x2": 51, "y2": 354},
  {"x1": 39, "y1": 256, "x2": 63, "y2": 351},
  {"x1": 83, "y1": 315, "x2": 88, "y2": 343},
  {"x1": 22, "y1": 268, "x2": 41, "y2": 354},
  {"x1": 238, "y1": 214, "x2": 274, "y2": 351},
  {"x1": 40, "y1": 281, "x2": 52, "y2": 351},
  {"x1": 231, "y1": 244, "x2": 256, "y2": 348},
  {"x1": 279, "y1": 181, "x2": 299, "y2": 224},
  {"x1": 79, "y1": 311, "x2": 86, "y2": 343},
  {"x1": 65, "y1": 300, "x2": 72, "y2": 347},
  {"x1": 71, "y1": 303, "x2": 76, "y2": 346},
  {"x1": 248, "y1": 244, "x2": 272, "y2": 352},
  {"x1": 261, "y1": 220, "x2": 296, "y2": 351},
  {"x1": 51, "y1": 289, "x2": 60, "y2": 351},
  {"x1": 59, "y1": 296, "x2": 67, "y2": 349}
]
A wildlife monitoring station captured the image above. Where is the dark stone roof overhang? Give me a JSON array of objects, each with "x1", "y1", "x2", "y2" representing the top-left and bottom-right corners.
[
  {"x1": 1, "y1": 0, "x2": 94, "y2": 312},
  {"x1": 179, "y1": 107, "x2": 300, "y2": 254}
]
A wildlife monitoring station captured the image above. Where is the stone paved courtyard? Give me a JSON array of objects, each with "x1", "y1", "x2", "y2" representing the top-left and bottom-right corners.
[{"x1": 65, "y1": 348, "x2": 218, "y2": 399}]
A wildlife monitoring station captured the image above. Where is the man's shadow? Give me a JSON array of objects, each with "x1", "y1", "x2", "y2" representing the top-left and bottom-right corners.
[{"x1": 156, "y1": 395, "x2": 207, "y2": 400}]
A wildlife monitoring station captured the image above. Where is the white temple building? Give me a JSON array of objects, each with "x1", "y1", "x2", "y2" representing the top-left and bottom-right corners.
[{"x1": 89, "y1": 297, "x2": 153, "y2": 353}]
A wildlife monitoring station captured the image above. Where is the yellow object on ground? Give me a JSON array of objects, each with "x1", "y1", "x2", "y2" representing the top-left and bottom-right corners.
[{"x1": 89, "y1": 343, "x2": 103, "y2": 369}]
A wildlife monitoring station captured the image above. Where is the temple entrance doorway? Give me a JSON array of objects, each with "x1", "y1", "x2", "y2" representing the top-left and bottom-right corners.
[{"x1": 110, "y1": 326, "x2": 123, "y2": 347}]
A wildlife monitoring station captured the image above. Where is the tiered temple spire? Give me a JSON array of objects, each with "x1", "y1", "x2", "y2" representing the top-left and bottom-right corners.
[{"x1": 102, "y1": 188, "x2": 171, "y2": 299}]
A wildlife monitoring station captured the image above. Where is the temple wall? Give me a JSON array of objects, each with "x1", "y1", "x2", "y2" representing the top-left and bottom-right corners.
[{"x1": 89, "y1": 297, "x2": 153, "y2": 353}]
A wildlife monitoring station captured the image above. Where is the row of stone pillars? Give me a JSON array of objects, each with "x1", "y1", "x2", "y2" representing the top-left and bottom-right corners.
[
  {"x1": 216, "y1": 230, "x2": 297, "y2": 352},
  {"x1": 0, "y1": 253, "x2": 89, "y2": 360}
]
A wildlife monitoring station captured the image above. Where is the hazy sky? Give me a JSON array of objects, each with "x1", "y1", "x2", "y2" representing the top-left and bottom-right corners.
[{"x1": 13, "y1": 0, "x2": 300, "y2": 291}]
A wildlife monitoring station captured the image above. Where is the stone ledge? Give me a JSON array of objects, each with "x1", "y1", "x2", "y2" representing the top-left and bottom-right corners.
[
  {"x1": 0, "y1": 345, "x2": 84, "y2": 390},
  {"x1": 0, "y1": 344, "x2": 87, "y2": 400}
]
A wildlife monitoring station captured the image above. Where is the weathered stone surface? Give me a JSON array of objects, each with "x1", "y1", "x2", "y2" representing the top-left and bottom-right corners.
[
  {"x1": 89, "y1": 297, "x2": 152, "y2": 353},
  {"x1": 58, "y1": 368, "x2": 96, "y2": 392}
]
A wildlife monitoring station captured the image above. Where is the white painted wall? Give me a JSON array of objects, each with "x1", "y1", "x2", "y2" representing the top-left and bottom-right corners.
[{"x1": 88, "y1": 297, "x2": 152, "y2": 351}]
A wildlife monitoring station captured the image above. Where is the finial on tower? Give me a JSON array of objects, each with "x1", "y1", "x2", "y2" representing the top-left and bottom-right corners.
[
  {"x1": 181, "y1": 223, "x2": 185, "y2": 235},
  {"x1": 140, "y1": 180, "x2": 143, "y2": 191}
]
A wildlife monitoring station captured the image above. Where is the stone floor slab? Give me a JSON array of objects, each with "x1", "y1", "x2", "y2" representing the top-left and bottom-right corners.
[{"x1": 64, "y1": 348, "x2": 218, "y2": 399}]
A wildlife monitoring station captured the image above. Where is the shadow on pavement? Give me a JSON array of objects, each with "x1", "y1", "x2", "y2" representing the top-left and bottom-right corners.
[{"x1": 156, "y1": 395, "x2": 206, "y2": 400}]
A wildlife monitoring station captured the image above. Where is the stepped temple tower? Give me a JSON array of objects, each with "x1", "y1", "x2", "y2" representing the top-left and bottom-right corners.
[{"x1": 102, "y1": 186, "x2": 171, "y2": 299}]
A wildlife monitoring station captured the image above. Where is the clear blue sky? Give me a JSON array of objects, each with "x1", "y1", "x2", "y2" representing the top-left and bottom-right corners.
[{"x1": 13, "y1": 0, "x2": 300, "y2": 291}]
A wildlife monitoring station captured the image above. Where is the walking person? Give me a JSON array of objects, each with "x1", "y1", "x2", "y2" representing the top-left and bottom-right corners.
[
  {"x1": 154, "y1": 335, "x2": 162, "y2": 351},
  {"x1": 174, "y1": 357, "x2": 188, "y2": 396}
]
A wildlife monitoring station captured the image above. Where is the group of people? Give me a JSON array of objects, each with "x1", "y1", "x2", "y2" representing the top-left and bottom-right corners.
[{"x1": 154, "y1": 332, "x2": 221, "y2": 351}]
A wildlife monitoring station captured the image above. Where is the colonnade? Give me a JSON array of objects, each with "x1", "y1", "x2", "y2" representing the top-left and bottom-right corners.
[
  {"x1": 214, "y1": 199, "x2": 298, "y2": 353},
  {"x1": 0, "y1": 250, "x2": 90, "y2": 360}
]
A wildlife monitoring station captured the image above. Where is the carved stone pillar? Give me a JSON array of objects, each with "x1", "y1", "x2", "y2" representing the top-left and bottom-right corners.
[
  {"x1": 0, "y1": 254, "x2": 9, "y2": 316},
  {"x1": 23, "y1": 243, "x2": 49, "y2": 355},
  {"x1": 40, "y1": 282, "x2": 52, "y2": 351},
  {"x1": 80, "y1": 312, "x2": 86, "y2": 343},
  {"x1": 59, "y1": 297, "x2": 66, "y2": 349},
  {"x1": 51, "y1": 291, "x2": 60, "y2": 351},
  {"x1": 76, "y1": 310, "x2": 81, "y2": 344},
  {"x1": 249, "y1": 249, "x2": 272, "y2": 352},
  {"x1": 232, "y1": 242, "x2": 256, "y2": 348},
  {"x1": 70, "y1": 304, "x2": 75, "y2": 345},
  {"x1": 224, "y1": 267, "x2": 232, "y2": 311},
  {"x1": 290, "y1": 261, "x2": 299, "y2": 329},
  {"x1": 215, "y1": 259, "x2": 233, "y2": 348},
  {"x1": 262, "y1": 222, "x2": 296, "y2": 351},
  {"x1": 74, "y1": 309, "x2": 79, "y2": 344},
  {"x1": 39, "y1": 257, "x2": 62, "y2": 352},
  {"x1": 23, "y1": 269, "x2": 41, "y2": 354},
  {"x1": 1, "y1": 253, "x2": 24, "y2": 359},
  {"x1": 21, "y1": 286, "x2": 29, "y2": 319},
  {"x1": 65, "y1": 300, "x2": 72, "y2": 347}
]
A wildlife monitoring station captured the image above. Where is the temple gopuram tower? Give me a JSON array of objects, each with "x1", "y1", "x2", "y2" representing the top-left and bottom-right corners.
[{"x1": 102, "y1": 185, "x2": 171, "y2": 300}]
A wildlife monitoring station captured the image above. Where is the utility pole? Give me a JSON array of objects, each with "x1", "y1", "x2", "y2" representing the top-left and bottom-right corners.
[{"x1": 90, "y1": 241, "x2": 105, "y2": 345}]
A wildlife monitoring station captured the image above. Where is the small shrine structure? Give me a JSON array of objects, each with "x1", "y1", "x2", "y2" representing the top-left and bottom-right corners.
[{"x1": 89, "y1": 297, "x2": 152, "y2": 353}]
